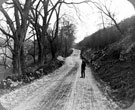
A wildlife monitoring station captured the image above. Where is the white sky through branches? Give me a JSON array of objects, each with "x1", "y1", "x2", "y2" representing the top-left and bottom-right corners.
[
  {"x1": 61, "y1": 0, "x2": 135, "y2": 43},
  {"x1": 0, "y1": 0, "x2": 135, "y2": 43}
]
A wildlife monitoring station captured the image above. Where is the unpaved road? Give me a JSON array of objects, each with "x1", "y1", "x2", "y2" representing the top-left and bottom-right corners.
[{"x1": 0, "y1": 49, "x2": 122, "y2": 110}]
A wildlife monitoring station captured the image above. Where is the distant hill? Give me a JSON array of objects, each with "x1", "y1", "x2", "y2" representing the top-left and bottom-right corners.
[{"x1": 76, "y1": 16, "x2": 135, "y2": 50}]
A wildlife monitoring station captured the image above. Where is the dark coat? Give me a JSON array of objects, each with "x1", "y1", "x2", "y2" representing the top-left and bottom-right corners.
[{"x1": 81, "y1": 60, "x2": 86, "y2": 70}]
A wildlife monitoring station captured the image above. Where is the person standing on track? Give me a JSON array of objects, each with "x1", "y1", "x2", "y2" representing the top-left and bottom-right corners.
[{"x1": 81, "y1": 59, "x2": 86, "y2": 78}]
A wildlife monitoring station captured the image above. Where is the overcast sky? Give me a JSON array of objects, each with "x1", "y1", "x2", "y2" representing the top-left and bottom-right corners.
[
  {"x1": 0, "y1": 0, "x2": 135, "y2": 43},
  {"x1": 61, "y1": 0, "x2": 135, "y2": 43}
]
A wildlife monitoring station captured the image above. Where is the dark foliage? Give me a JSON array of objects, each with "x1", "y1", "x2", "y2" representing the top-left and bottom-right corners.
[
  {"x1": 82, "y1": 45, "x2": 135, "y2": 108},
  {"x1": 0, "y1": 60, "x2": 64, "y2": 90},
  {"x1": 76, "y1": 16, "x2": 135, "y2": 50},
  {"x1": 78, "y1": 16, "x2": 135, "y2": 108}
]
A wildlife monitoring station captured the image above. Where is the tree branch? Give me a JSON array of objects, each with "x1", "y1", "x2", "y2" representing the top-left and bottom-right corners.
[
  {"x1": 12, "y1": 0, "x2": 23, "y2": 14},
  {"x1": 0, "y1": 52, "x2": 13, "y2": 60},
  {"x1": 61, "y1": 0, "x2": 91, "y2": 5},
  {"x1": 90, "y1": 0, "x2": 123, "y2": 34},
  {"x1": 0, "y1": 27, "x2": 13, "y2": 39},
  {"x1": 0, "y1": 5, "x2": 16, "y2": 34}
]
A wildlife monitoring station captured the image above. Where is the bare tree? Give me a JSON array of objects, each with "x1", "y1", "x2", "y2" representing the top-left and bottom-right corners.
[
  {"x1": 29, "y1": 0, "x2": 61, "y2": 64},
  {"x1": 59, "y1": 18, "x2": 76, "y2": 56},
  {"x1": 0, "y1": 26, "x2": 13, "y2": 69},
  {"x1": 29, "y1": 0, "x2": 90, "y2": 64},
  {"x1": 0, "y1": 0, "x2": 36, "y2": 74},
  {"x1": 90, "y1": 0, "x2": 123, "y2": 35},
  {"x1": 100, "y1": 12, "x2": 106, "y2": 29},
  {"x1": 46, "y1": 1, "x2": 63, "y2": 59}
]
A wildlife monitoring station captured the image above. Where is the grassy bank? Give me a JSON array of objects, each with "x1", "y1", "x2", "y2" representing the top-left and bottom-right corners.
[{"x1": 82, "y1": 45, "x2": 135, "y2": 108}]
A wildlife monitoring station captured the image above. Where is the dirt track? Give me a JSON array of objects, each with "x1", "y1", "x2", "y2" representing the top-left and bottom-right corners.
[{"x1": 0, "y1": 49, "x2": 121, "y2": 110}]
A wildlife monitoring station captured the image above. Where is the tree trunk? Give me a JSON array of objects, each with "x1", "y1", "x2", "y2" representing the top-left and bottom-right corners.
[
  {"x1": 20, "y1": 45, "x2": 25, "y2": 73},
  {"x1": 64, "y1": 38, "x2": 67, "y2": 57},
  {"x1": 37, "y1": 32, "x2": 47, "y2": 65},
  {"x1": 38, "y1": 42, "x2": 45, "y2": 65},
  {"x1": 38, "y1": 43, "x2": 47, "y2": 65},
  {"x1": 50, "y1": 41, "x2": 55, "y2": 59},
  {"x1": 33, "y1": 35, "x2": 36, "y2": 63},
  {"x1": 12, "y1": 42, "x2": 22, "y2": 75},
  {"x1": 12, "y1": 38, "x2": 25, "y2": 75}
]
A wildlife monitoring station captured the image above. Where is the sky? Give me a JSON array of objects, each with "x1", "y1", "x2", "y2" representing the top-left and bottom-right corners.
[
  {"x1": 0, "y1": 0, "x2": 135, "y2": 43},
  {"x1": 60, "y1": 0, "x2": 135, "y2": 43}
]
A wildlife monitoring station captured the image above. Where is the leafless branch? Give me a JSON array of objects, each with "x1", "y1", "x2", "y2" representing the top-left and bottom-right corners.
[
  {"x1": 90, "y1": 0, "x2": 123, "y2": 34},
  {"x1": 0, "y1": 27, "x2": 13, "y2": 39},
  {"x1": 12, "y1": 0, "x2": 23, "y2": 14},
  {"x1": 0, "y1": 52, "x2": 12, "y2": 60},
  {"x1": 0, "y1": 5, "x2": 16, "y2": 34},
  {"x1": 72, "y1": 4, "x2": 83, "y2": 22},
  {"x1": 61, "y1": 0, "x2": 91, "y2": 5},
  {"x1": 25, "y1": 33, "x2": 36, "y2": 41}
]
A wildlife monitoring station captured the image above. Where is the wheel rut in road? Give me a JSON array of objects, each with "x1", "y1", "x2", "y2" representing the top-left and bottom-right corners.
[{"x1": 40, "y1": 63, "x2": 79, "y2": 110}]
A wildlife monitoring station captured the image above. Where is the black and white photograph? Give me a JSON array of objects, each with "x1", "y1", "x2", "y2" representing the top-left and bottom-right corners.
[{"x1": 0, "y1": 0, "x2": 135, "y2": 110}]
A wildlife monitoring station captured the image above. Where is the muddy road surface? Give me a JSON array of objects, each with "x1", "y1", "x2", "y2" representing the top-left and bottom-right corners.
[{"x1": 0, "y1": 49, "x2": 122, "y2": 110}]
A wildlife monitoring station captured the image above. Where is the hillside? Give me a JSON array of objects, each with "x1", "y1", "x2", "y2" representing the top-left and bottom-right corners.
[
  {"x1": 76, "y1": 16, "x2": 135, "y2": 50},
  {"x1": 77, "y1": 16, "x2": 135, "y2": 109}
]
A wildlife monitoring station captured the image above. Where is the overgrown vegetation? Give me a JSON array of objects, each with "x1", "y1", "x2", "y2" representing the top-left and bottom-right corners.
[
  {"x1": 0, "y1": 0, "x2": 79, "y2": 92},
  {"x1": 0, "y1": 59, "x2": 64, "y2": 96},
  {"x1": 0, "y1": 0, "x2": 79, "y2": 75},
  {"x1": 77, "y1": 16, "x2": 135, "y2": 108},
  {"x1": 77, "y1": 16, "x2": 135, "y2": 50}
]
